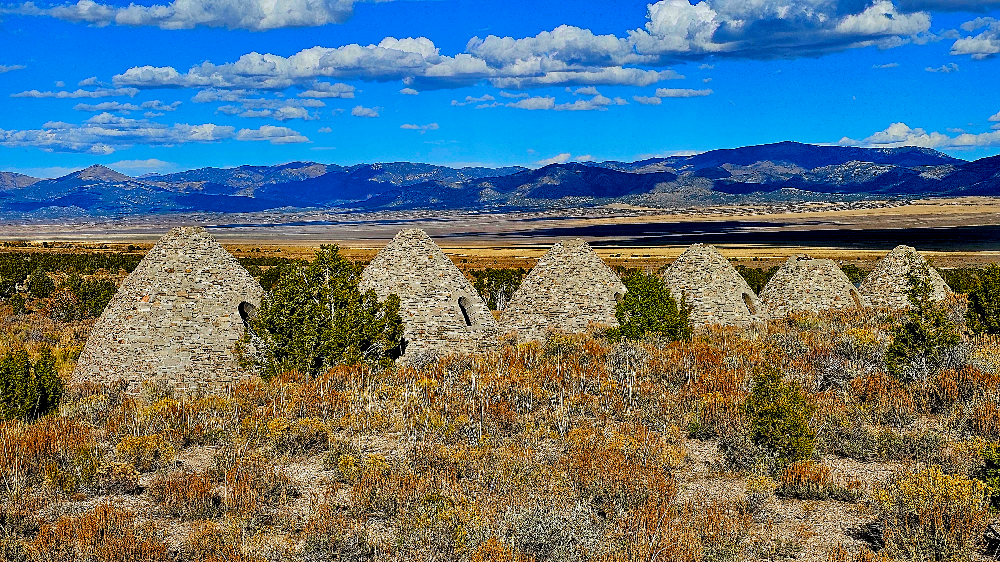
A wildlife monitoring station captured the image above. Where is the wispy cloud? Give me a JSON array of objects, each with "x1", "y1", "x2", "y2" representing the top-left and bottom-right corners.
[
  {"x1": 654, "y1": 88, "x2": 713, "y2": 98},
  {"x1": 3, "y1": 0, "x2": 373, "y2": 30},
  {"x1": 925, "y1": 63, "x2": 959, "y2": 73},
  {"x1": 451, "y1": 94, "x2": 495, "y2": 107},
  {"x1": 873, "y1": 62, "x2": 899, "y2": 68},
  {"x1": 633, "y1": 95, "x2": 662, "y2": 105},
  {"x1": 297, "y1": 81, "x2": 355, "y2": 99},
  {"x1": 0, "y1": 64, "x2": 26, "y2": 73},
  {"x1": 73, "y1": 101, "x2": 141, "y2": 112},
  {"x1": 108, "y1": 158, "x2": 174, "y2": 174},
  {"x1": 399, "y1": 88, "x2": 419, "y2": 95},
  {"x1": 11, "y1": 87, "x2": 139, "y2": 98},
  {"x1": 400, "y1": 122, "x2": 439, "y2": 134},
  {"x1": 0, "y1": 114, "x2": 307, "y2": 154}
]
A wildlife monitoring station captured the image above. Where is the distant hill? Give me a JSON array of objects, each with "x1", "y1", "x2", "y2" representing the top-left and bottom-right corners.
[{"x1": 1, "y1": 142, "x2": 996, "y2": 217}]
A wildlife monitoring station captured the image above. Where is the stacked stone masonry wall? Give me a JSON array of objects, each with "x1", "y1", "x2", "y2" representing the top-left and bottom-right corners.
[
  {"x1": 760, "y1": 255, "x2": 868, "y2": 317},
  {"x1": 502, "y1": 238, "x2": 626, "y2": 342},
  {"x1": 661, "y1": 243, "x2": 762, "y2": 327},
  {"x1": 72, "y1": 227, "x2": 263, "y2": 394},
  {"x1": 861, "y1": 245, "x2": 951, "y2": 309},
  {"x1": 359, "y1": 229, "x2": 498, "y2": 361}
]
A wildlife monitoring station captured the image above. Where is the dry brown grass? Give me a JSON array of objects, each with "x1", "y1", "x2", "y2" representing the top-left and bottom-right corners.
[{"x1": 3, "y1": 291, "x2": 1000, "y2": 561}]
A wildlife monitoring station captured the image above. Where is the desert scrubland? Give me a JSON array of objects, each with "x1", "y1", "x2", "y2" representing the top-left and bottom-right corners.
[{"x1": 0, "y1": 238, "x2": 1000, "y2": 562}]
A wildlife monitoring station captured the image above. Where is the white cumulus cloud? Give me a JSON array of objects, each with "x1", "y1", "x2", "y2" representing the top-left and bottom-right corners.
[
  {"x1": 536, "y1": 152, "x2": 572, "y2": 166},
  {"x1": 952, "y1": 18, "x2": 1000, "y2": 59},
  {"x1": 451, "y1": 94, "x2": 495, "y2": 106},
  {"x1": 298, "y1": 81, "x2": 355, "y2": 98},
  {"x1": 351, "y1": 105, "x2": 380, "y2": 117},
  {"x1": 840, "y1": 121, "x2": 1000, "y2": 149},
  {"x1": 0, "y1": 114, "x2": 238, "y2": 154},
  {"x1": 505, "y1": 96, "x2": 556, "y2": 110},
  {"x1": 399, "y1": 88, "x2": 419, "y2": 95},
  {"x1": 633, "y1": 95, "x2": 662, "y2": 105},
  {"x1": 236, "y1": 125, "x2": 309, "y2": 143}
]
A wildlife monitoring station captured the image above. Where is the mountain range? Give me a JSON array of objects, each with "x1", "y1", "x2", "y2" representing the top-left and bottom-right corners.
[{"x1": 1, "y1": 141, "x2": 997, "y2": 218}]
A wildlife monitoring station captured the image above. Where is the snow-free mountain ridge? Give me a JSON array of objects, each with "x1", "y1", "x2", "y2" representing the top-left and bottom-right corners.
[{"x1": 0, "y1": 142, "x2": 995, "y2": 217}]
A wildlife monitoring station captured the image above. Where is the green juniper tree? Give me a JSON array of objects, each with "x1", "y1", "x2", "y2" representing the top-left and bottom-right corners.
[
  {"x1": 27, "y1": 269, "x2": 55, "y2": 299},
  {"x1": 886, "y1": 266, "x2": 962, "y2": 383},
  {"x1": 0, "y1": 347, "x2": 62, "y2": 421},
  {"x1": 967, "y1": 264, "x2": 1000, "y2": 335},
  {"x1": 608, "y1": 271, "x2": 691, "y2": 342},
  {"x1": 238, "y1": 245, "x2": 405, "y2": 379},
  {"x1": 743, "y1": 366, "x2": 816, "y2": 471}
]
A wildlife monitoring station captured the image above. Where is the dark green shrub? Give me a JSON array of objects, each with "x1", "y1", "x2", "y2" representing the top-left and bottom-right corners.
[
  {"x1": 975, "y1": 443, "x2": 1000, "y2": 510},
  {"x1": 887, "y1": 267, "x2": 962, "y2": 383},
  {"x1": 0, "y1": 347, "x2": 63, "y2": 421},
  {"x1": 75, "y1": 278, "x2": 116, "y2": 317},
  {"x1": 966, "y1": 264, "x2": 1000, "y2": 335},
  {"x1": 258, "y1": 264, "x2": 292, "y2": 291},
  {"x1": 939, "y1": 267, "x2": 982, "y2": 295},
  {"x1": 469, "y1": 268, "x2": 527, "y2": 311},
  {"x1": 0, "y1": 275, "x2": 15, "y2": 299},
  {"x1": 6, "y1": 293, "x2": 26, "y2": 315},
  {"x1": 238, "y1": 245, "x2": 404, "y2": 378},
  {"x1": 608, "y1": 271, "x2": 691, "y2": 342},
  {"x1": 743, "y1": 367, "x2": 816, "y2": 471},
  {"x1": 27, "y1": 269, "x2": 55, "y2": 299},
  {"x1": 735, "y1": 265, "x2": 779, "y2": 294},
  {"x1": 839, "y1": 263, "x2": 869, "y2": 286}
]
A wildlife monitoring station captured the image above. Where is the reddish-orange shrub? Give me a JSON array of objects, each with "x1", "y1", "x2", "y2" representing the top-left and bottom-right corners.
[
  {"x1": 148, "y1": 469, "x2": 220, "y2": 519},
  {"x1": 0, "y1": 417, "x2": 94, "y2": 489},
  {"x1": 183, "y1": 521, "x2": 267, "y2": 562},
  {"x1": 29, "y1": 503, "x2": 168, "y2": 562},
  {"x1": 564, "y1": 423, "x2": 678, "y2": 515},
  {"x1": 221, "y1": 453, "x2": 297, "y2": 521},
  {"x1": 849, "y1": 372, "x2": 916, "y2": 426},
  {"x1": 776, "y1": 461, "x2": 860, "y2": 502}
]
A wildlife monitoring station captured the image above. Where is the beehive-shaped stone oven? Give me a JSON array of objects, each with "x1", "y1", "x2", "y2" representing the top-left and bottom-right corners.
[
  {"x1": 861, "y1": 245, "x2": 951, "y2": 309},
  {"x1": 661, "y1": 244, "x2": 763, "y2": 327},
  {"x1": 503, "y1": 238, "x2": 626, "y2": 342},
  {"x1": 359, "y1": 229, "x2": 498, "y2": 361},
  {"x1": 760, "y1": 255, "x2": 867, "y2": 317},
  {"x1": 73, "y1": 227, "x2": 263, "y2": 393}
]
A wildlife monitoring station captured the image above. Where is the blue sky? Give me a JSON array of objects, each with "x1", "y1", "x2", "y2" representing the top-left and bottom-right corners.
[{"x1": 1, "y1": 0, "x2": 999, "y2": 177}]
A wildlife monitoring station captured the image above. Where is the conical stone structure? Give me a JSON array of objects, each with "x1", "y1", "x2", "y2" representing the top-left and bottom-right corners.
[
  {"x1": 861, "y1": 245, "x2": 950, "y2": 309},
  {"x1": 661, "y1": 244, "x2": 762, "y2": 327},
  {"x1": 760, "y1": 255, "x2": 867, "y2": 317},
  {"x1": 73, "y1": 227, "x2": 263, "y2": 393},
  {"x1": 503, "y1": 238, "x2": 626, "y2": 342},
  {"x1": 359, "y1": 229, "x2": 498, "y2": 361}
]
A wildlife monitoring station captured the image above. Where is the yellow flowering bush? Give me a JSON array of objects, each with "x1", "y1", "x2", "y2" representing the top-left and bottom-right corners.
[{"x1": 871, "y1": 467, "x2": 989, "y2": 561}]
